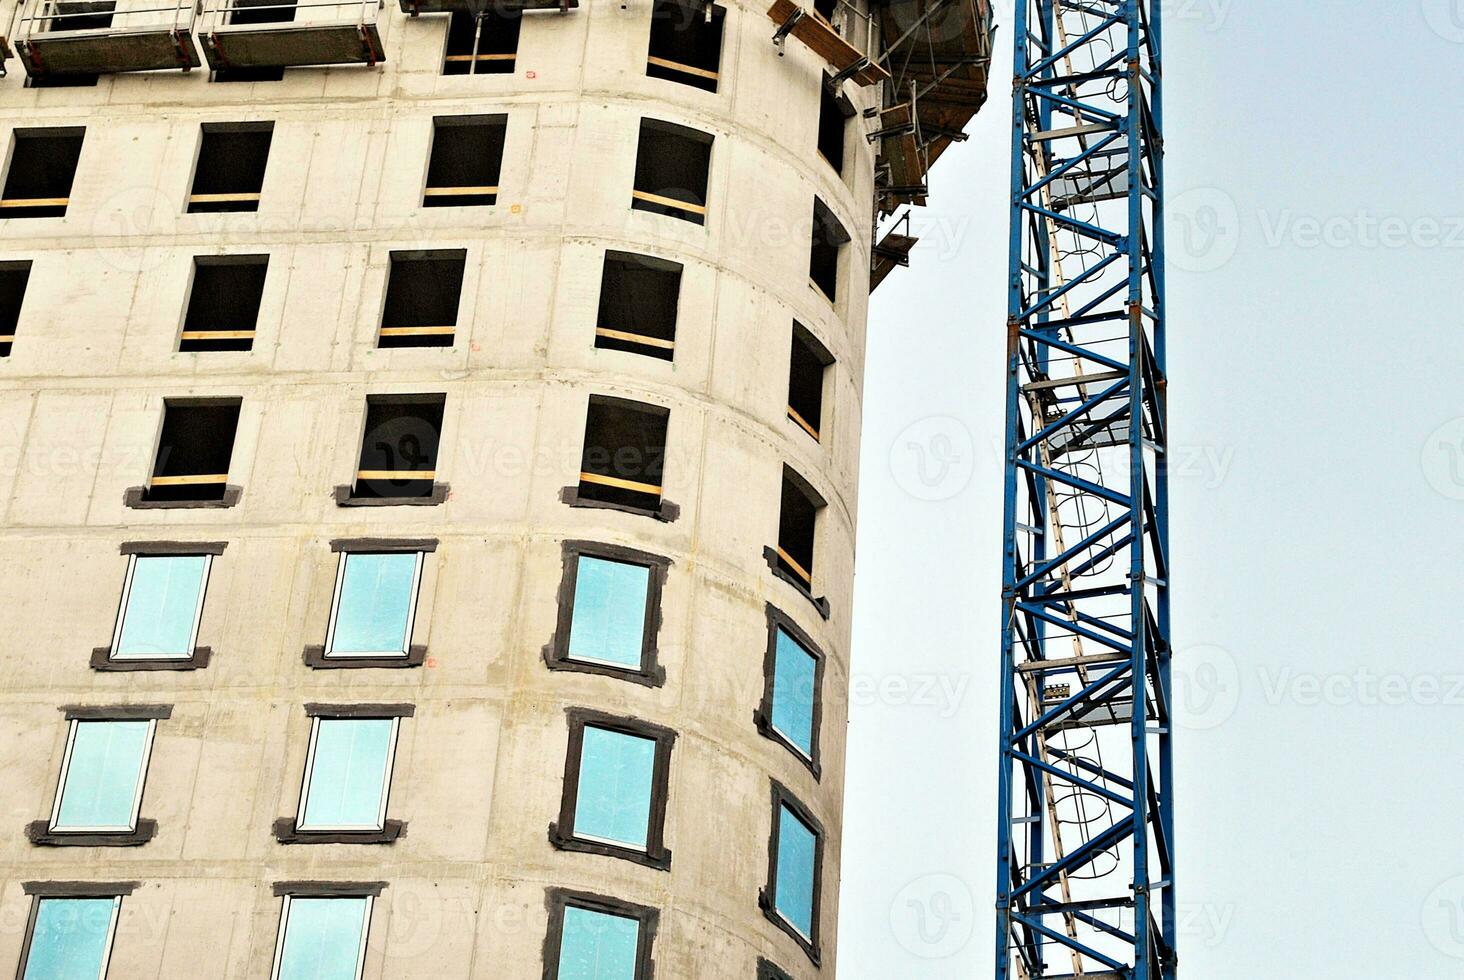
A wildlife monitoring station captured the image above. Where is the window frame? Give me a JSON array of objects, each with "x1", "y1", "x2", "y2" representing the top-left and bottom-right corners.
[
  {"x1": 284, "y1": 707, "x2": 410, "y2": 840},
  {"x1": 760, "y1": 781, "x2": 826, "y2": 965},
  {"x1": 109, "y1": 553, "x2": 213, "y2": 662},
  {"x1": 125, "y1": 397, "x2": 243, "y2": 510},
  {"x1": 630, "y1": 117, "x2": 714, "y2": 226},
  {"x1": 545, "y1": 540, "x2": 671, "y2": 688},
  {"x1": 567, "y1": 394, "x2": 676, "y2": 521},
  {"x1": 16, "y1": 883, "x2": 133, "y2": 980},
  {"x1": 551, "y1": 708, "x2": 677, "y2": 870},
  {"x1": 49, "y1": 718, "x2": 157, "y2": 835},
  {"x1": 756, "y1": 959, "x2": 795, "y2": 980},
  {"x1": 754, "y1": 604, "x2": 826, "y2": 778},
  {"x1": 335, "y1": 393, "x2": 450, "y2": 507},
  {"x1": 786, "y1": 321, "x2": 833, "y2": 443},
  {"x1": 269, "y1": 884, "x2": 382, "y2": 980},
  {"x1": 0, "y1": 126, "x2": 85, "y2": 219},
  {"x1": 325, "y1": 550, "x2": 424, "y2": 659},
  {"x1": 542, "y1": 887, "x2": 659, "y2": 980},
  {"x1": 187, "y1": 121, "x2": 273, "y2": 214},
  {"x1": 765, "y1": 465, "x2": 830, "y2": 619},
  {"x1": 645, "y1": 0, "x2": 725, "y2": 93},
  {"x1": 303, "y1": 538, "x2": 436, "y2": 669},
  {"x1": 423, "y1": 113, "x2": 508, "y2": 208}
]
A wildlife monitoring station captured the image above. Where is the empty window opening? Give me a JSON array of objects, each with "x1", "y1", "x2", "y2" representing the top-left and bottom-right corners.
[
  {"x1": 425, "y1": 115, "x2": 506, "y2": 208},
  {"x1": 18, "y1": 895, "x2": 123, "y2": 980},
  {"x1": 764, "y1": 784, "x2": 824, "y2": 959},
  {"x1": 595, "y1": 251, "x2": 682, "y2": 360},
  {"x1": 817, "y1": 82, "x2": 852, "y2": 174},
  {"x1": 555, "y1": 711, "x2": 675, "y2": 868},
  {"x1": 46, "y1": 0, "x2": 116, "y2": 30},
  {"x1": 296, "y1": 716, "x2": 400, "y2": 832},
  {"x1": 546, "y1": 891, "x2": 658, "y2": 980},
  {"x1": 809, "y1": 197, "x2": 849, "y2": 301},
  {"x1": 146, "y1": 400, "x2": 241, "y2": 503},
  {"x1": 378, "y1": 250, "x2": 465, "y2": 348},
  {"x1": 631, "y1": 119, "x2": 712, "y2": 225},
  {"x1": 787, "y1": 322, "x2": 832, "y2": 441},
  {"x1": 443, "y1": 9, "x2": 519, "y2": 75},
  {"x1": 28, "y1": 72, "x2": 102, "y2": 88},
  {"x1": 0, "y1": 261, "x2": 33, "y2": 357},
  {"x1": 351, "y1": 394, "x2": 445, "y2": 500},
  {"x1": 1, "y1": 128, "x2": 85, "y2": 219},
  {"x1": 49, "y1": 718, "x2": 157, "y2": 834},
  {"x1": 181, "y1": 255, "x2": 268, "y2": 352},
  {"x1": 813, "y1": 0, "x2": 836, "y2": 23},
  {"x1": 231, "y1": 0, "x2": 296, "y2": 25},
  {"x1": 212, "y1": 65, "x2": 287, "y2": 82},
  {"x1": 646, "y1": 0, "x2": 724, "y2": 92},
  {"x1": 272, "y1": 893, "x2": 373, "y2": 980},
  {"x1": 775, "y1": 465, "x2": 824, "y2": 590},
  {"x1": 111, "y1": 554, "x2": 213, "y2": 660},
  {"x1": 188, "y1": 123, "x2": 273, "y2": 213},
  {"x1": 578, "y1": 396, "x2": 669, "y2": 511},
  {"x1": 325, "y1": 550, "x2": 425, "y2": 658}
]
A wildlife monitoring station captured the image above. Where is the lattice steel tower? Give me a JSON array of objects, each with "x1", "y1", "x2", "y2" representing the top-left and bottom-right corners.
[{"x1": 995, "y1": 0, "x2": 1172, "y2": 977}]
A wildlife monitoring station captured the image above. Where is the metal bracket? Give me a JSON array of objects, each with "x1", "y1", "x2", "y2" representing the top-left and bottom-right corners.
[{"x1": 772, "y1": 6, "x2": 803, "y2": 50}]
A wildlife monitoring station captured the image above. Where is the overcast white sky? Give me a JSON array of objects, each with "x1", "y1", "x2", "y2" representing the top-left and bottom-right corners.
[{"x1": 838, "y1": 2, "x2": 1464, "y2": 976}]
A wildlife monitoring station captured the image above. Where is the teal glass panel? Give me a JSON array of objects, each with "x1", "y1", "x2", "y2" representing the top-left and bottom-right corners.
[
  {"x1": 574, "y1": 726, "x2": 656, "y2": 848},
  {"x1": 331, "y1": 553, "x2": 417, "y2": 655},
  {"x1": 276, "y1": 897, "x2": 368, "y2": 980},
  {"x1": 54, "y1": 721, "x2": 150, "y2": 831},
  {"x1": 771, "y1": 628, "x2": 817, "y2": 756},
  {"x1": 22, "y1": 897, "x2": 115, "y2": 980},
  {"x1": 115, "y1": 555, "x2": 207, "y2": 658},
  {"x1": 300, "y1": 719, "x2": 394, "y2": 829},
  {"x1": 558, "y1": 905, "x2": 640, "y2": 980},
  {"x1": 775, "y1": 803, "x2": 817, "y2": 939},
  {"x1": 567, "y1": 557, "x2": 649, "y2": 668}
]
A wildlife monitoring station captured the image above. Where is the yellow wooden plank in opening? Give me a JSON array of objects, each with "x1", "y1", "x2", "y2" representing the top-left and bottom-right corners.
[
  {"x1": 357, "y1": 469, "x2": 436, "y2": 481},
  {"x1": 0, "y1": 334, "x2": 15, "y2": 342},
  {"x1": 809, "y1": 278, "x2": 834, "y2": 304},
  {"x1": 0, "y1": 197, "x2": 68, "y2": 208},
  {"x1": 187, "y1": 192, "x2": 262, "y2": 203},
  {"x1": 595, "y1": 327, "x2": 675, "y2": 351},
  {"x1": 443, "y1": 53, "x2": 515, "y2": 61},
  {"x1": 631, "y1": 189, "x2": 707, "y2": 215},
  {"x1": 149, "y1": 474, "x2": 228, "y2": 487},
  {"x1": 378, "y1": 326, "x2": 456, "y2": 337},
  {"x1": 646, "y1": 55, "x2": 719, "y2": 81},
  {"x1": 775, "y1": 545, "x2": 813, "y2": 585},
  {"x1": 786, "y1": 405, "x2": 820, "y2": 441},
  {"x1": 180, "y1": 330, "x2": 255, "y2": 340},
  {"x1": 578, "y1": 471, "x2": 662, "y2": 495},
  {"x1": 423, "y1": 185, "x2": 500, "y2": 197}
]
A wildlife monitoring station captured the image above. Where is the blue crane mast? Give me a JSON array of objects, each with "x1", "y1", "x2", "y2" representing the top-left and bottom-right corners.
[{"x1": 995, "y1": 1, "x2": 1172, "y2": 978}]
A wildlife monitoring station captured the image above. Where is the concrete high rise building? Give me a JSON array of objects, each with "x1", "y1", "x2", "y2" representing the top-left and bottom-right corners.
[{"x1": 0, "y1": 0, "x2": 989, "y2": 975}]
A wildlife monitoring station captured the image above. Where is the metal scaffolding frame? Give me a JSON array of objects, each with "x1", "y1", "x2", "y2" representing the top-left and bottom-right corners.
[{"x1": 996, "y1": 1, "x2": 1172, "y2": 978}]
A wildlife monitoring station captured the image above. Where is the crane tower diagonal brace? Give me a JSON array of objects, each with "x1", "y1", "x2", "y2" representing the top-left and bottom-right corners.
[{"x1": 996, "y1": 1, "x2": 1173, "y2": 979}]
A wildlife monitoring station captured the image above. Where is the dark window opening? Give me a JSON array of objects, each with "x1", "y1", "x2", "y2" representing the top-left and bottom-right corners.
[
  {"x1": 809, "y1": 197, "x2": 848, "y2": 302},
  {"x1": 180, "y1": 255, "x2": 268, "y2": 353},
  {"x1": 27, "y1": 73, "x2": 101, "y2": 87},
  {"x1": 0, "y1": 262, "x2": 32, "y2": 358},
  {"x1": 817, "y1": 82, "x2": 852, "y2": 174},
  {"x1": 378, "y1": 250, "x2": 465, "y2": 348},
  {"x1": 229, "y1": 0, "x2": 295, "y2": 25},
  {"x1": 646, "y1": 0, "x2": 724, "y2": 93},
  {"x1": 787, "y1": 322, "x2": 832, "y2": 441},
  {"x1": 352, "y1": 395, "x2": 445, "y2": 500},
  {"x1": 443, "y1": 9, "x2": 519, "y2": 75},
  {"x1": 188, "y1": 123, "x2": 273, "y2": 214},
  {"x1": 146, "y1": 401, "x2": 241, "y2": 503},
  {"x1": 578, "y1": 396, "x2": 669, "y2": 511},
  {"x1": 425, "y1": 115, "x2": 507, "y2": 208},
  {"x1": 776, "y1": 465, "x2": 824, "y2": 589},
  {"x1": 595, "y1": 251, "x2": 682, "y2": 361},
  {"x1": 1, "y1": 128, "x2": 85, "y2": 219},
  {"x1": 48, "y1": 0, "x2": 115, "y2": 30},
  {"x1": 212, "y1": 65, "x2": 287, "y2": 82},
  {"x1": 813, "y1": 0, "x2": 836, "y2": 24},
  {"x1": 631, "y1": 118, "x2": 712, "y2": 225}
]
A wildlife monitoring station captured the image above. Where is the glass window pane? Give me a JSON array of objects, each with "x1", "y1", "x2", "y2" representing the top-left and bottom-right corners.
[
  {"x1": 22, "y1": 897, "x2": 116, "y2": 980},
  {"x1": 567, "y1": 557, "x2": 649, "y2": 668},
  {"x1": 116, "y1": 555, "x2": 207, "y2": 658},
  {"x1": 301, "y1": 719, "x2": 394, "y2": 829},
  {"x1": 55, "y1": 721, "x2": 150, "y2": 830},
  {"x1": 771, "y1": 628, "x2": 817, "y2": 757},
  {"x1": 331, "y1": 553, "x2": 418, "y2": 655},
  {"x1": 573, "y1": 727, "x2": 656, "y2": 849},
  {"x1": 558, "y1": 905, "x2": 640, "y2": 980},
  {"x1": 775, "y1": 803, "x2": 817, "y2": 939},
  {"x1": 276, "y1": 897, "x2": 368, "y2": 980}
]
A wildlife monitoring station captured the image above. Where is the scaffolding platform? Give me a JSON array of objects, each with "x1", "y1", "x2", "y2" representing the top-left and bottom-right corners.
[
  {"x1": 767, "y1": 0, "x2": 888, "y2": 86},
  {"x1": 397, "y1": 0, "x2": 574, "y2": 14},
  {"x1": 198, "y1": 0, "x2": 384, "y2": 69},
  {"x1": 8, "y1": 0, "x2": 200, "y2": 76},
  {"x1": 870, "y1": 223, "x2": 916, "y2": 292}
]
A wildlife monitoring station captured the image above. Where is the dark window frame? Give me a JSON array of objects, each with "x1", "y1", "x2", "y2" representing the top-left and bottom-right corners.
[
  {"x1": 645, "y1": 0, "x2": 725, "y2": 93},
  {"x1": 90, "y1": 540, "x2": 227, "y2": 672},
  {"x1": 302, "y1": 538, "x2": 437, "y2": 670},
  {"x1": 335, "y1": 393, "x2": 450, "y2": 507},
  {"x1": 125, "y1": 397, "x2": 243, "y2": 510},
  {"x1": 15, "y1": 883, "x2": 135, "y2": 980},
  {"x1": 0, "y1": 126, "x2": 85, "y2": 218},
  {"x1": 759, "y1": 780, "x2": 826, "y2": 966},
  {"x1": 179, "y1": 254, "x2": 269, "y2": 353},
  {"x1": 424, "y1": 114, "x2": 508, "y2": 208},
  {"x1": 753, "y1": 603, "x2": 825, "y2": 779},
  {"x1": 187, "y1": 121, "x2": 274, "y2": 214},
  {"x1": 542, "y1": 888, "x2": 659, "y2": 980},
  {"x1": 550, "y1": 707, "x2": 677, "y2": 870},
  {"x1": 544, "y1": 540, "x2": 671, "y2": 688},
  {"x1": 564, "y1": 394, "x2": 678, "y2": 522},
  {"x1": 756, "y1": 959, "x2": 795, "y2": 980},
  {"x1": 273, "y1": 705, "x2": 411, "y2": 845}
]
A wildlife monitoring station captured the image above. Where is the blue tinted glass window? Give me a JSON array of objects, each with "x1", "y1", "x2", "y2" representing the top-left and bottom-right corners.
[
  {"x1": 115, "y1": 555, "x2": 207, "y2": 658},
  {"x1": 770, "y1": 627, "x2": 817, "y2": 757},
  {"x1": 54, "y1": 721, "x2": 151, "y2": 831},
  {"x1": 775, "y1": 803, "x2": 817, "y2": 939},
  {"x1": 300, "y1": 719, "x2": 395, "y2": 830},
  {"x1": 22, "y1": 897, "x2": 117, "y2": 980},
  {"x1": 557, "y1": 905, "x2": 640, "y2": 980},
  {"x1": 330, "y1": 553, "x2": 418, "y2": 655},
  {"x1": 567, "y1": 557, "x2": 650, "y2": 668},
  {"x1": 276, "y1": 897, "x2": 369, "y2": 980},
  {"x1": 574, "y1": 726, "x2": 656, "y2": 849}
]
